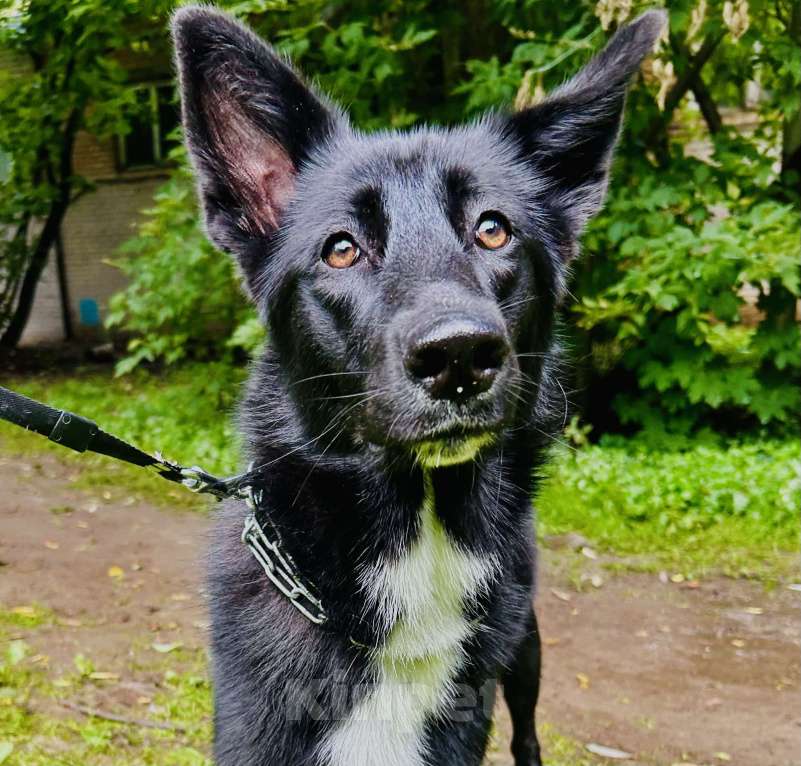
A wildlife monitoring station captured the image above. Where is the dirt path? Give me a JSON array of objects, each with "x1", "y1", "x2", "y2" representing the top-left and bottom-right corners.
[{"x1": 1, "y1": 450, "x2": 799, "y2": 766}]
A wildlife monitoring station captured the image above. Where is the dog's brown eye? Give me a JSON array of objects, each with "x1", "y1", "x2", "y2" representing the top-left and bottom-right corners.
[
  {"x1": 323, "y1": 235, "x2": 361, "y2": 269},
  {"x1": 475, "y1": 214, "x2": 511, "y2": 250}
]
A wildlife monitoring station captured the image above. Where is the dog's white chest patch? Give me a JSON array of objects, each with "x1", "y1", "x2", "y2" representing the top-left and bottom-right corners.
[{"x1": 318, "y1": 477, "x2": 498, "y2": 766}]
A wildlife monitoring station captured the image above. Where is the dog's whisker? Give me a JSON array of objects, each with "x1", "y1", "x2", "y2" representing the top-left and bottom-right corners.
[
  {"x1": 245, "y1": 392, "x2": 382, "y2": 474},
  {"x1": 499, "y1": 295, "x2": 538, "y2": 311},
  {"x1": 532, "y1": 425, "x2": 578, "y2": 453},
  {"x1": 289, "y1": 370, "x2": 370, "y2": 387},
  {"x1": 311, "y1": 388, "x2": 383, "y2": 403},
  {"x1": 291, "y1": 423, "x2": 347, "y2": 507}
]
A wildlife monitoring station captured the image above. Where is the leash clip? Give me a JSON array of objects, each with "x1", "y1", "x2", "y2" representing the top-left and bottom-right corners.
[{"x1": 178, "y1": 464, "x2": 247, "y2": 500}]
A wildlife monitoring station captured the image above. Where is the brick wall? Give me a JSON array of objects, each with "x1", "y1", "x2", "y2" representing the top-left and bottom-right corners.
[{"x1": 20, "y1": 133, "x2": 167, "y2": 346}]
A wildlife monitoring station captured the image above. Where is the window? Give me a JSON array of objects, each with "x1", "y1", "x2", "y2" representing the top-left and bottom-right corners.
[{"x1": 118, "y1": 83, "x2": 180, "y2": 170}]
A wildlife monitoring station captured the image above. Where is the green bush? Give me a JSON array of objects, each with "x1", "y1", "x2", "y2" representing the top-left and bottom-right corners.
[
  {"x1": 575, "y1": 148, "x2": 800, "y2": 431},
  {"x1": 106, "y1": 150, "x2": 263, "y2": 374}
]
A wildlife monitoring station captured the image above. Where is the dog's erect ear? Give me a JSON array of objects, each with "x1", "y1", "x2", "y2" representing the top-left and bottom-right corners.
[
  {"x1": 172, "y1": 7, "x2": 341, "y2": 275},
  {"x1": 506, "y1": 10, "x2": 666, "y2": 241}
]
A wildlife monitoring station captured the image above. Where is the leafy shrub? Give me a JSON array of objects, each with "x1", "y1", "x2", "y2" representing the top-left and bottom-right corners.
[
  {"x1": 106, "y1": 150, "x2": 259, "y2": 374},
  {"x1": 574, "y1": 147, "x2": 800, "y2": 431}
]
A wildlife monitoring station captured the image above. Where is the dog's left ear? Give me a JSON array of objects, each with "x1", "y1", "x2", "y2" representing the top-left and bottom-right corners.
[
  {"x1": 172, "y1": 6, "x2": 343, "y2": 288},
  {"x1": 506, "y1": 10, "x2": 666, "y2": 241}
]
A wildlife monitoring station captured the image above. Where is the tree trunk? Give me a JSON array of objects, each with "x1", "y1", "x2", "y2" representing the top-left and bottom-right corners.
[
  {"x1": 0, "y1": 214, "x2": 32, "y2": 320},
  {"x1": 0, "y1": 106, "x2": 82, "y2": 349},
  {"x1": 690, "y1": 74, "x2": 722, "y2": 135},
  {"x1": 0, "y1": 204, "x2": 66, "y2": 348},
  {"x1": 55, "y1": 227, "x2": 73, "y2": 340},
  {"x1": 781, "y1": 111, "x2": 801, "y2": 190},
  {"x1": 647, "y1": 33, "x2": 725, "y2": 160}
]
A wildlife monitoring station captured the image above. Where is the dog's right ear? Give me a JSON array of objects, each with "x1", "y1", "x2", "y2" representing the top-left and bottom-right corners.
[{"x1": 172, "y1": 7, "x2": 342, "y2": 289}]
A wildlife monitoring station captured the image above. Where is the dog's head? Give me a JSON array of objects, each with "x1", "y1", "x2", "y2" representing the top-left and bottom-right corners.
[{"x1": 173, "y1": 8, "x2": 664, "y2": 466}]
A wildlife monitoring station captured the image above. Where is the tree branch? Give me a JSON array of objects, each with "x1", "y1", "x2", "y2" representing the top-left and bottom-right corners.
[
  {"x1": 646, "y1": 32, "x2": 726, "y2": 160},
  {"x1": 0, "y1": 104, "x2": 84, "y2": 348},
  {"x1": 691, "y1": 73, "x2": 723, "y2": 135},
  {"x1": 663, "y1": 32, "x2": 725, "y2": 118},
  {"x1": 61, "y1": 701, "x2": 188, "y2": 732}
]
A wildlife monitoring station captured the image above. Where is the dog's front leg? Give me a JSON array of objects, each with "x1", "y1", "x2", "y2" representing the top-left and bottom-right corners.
[{"x1": 502, "y1": 604, "x2": 543, "y2": 766}]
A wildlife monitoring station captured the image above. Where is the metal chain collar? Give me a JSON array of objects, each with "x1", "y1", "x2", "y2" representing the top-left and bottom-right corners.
[{"x1": 177, "y1": 462, "x2": 328, "y2": 626}]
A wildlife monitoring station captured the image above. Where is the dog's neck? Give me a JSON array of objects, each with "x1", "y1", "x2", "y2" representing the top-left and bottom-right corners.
[{"x1": 239, "y1": 349, "x2": 561, "y2": 553}]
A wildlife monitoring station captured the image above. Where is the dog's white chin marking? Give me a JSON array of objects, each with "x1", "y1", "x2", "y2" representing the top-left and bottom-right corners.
[{"x1": 318, "y1": 473, "x2": 499, "y2": 766}]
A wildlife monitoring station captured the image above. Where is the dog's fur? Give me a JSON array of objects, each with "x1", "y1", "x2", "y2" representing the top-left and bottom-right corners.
[{"x1": 172, "y1": 7, "x2": 665, "y2": 765}]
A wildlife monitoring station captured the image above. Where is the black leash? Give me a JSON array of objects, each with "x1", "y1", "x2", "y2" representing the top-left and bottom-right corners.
[
  {"x1": 0, "y1": 385, "x2": 234, "y2": 496},
  {"x1": 0, "y1": 384, "x2": 327, "y2": 625}
]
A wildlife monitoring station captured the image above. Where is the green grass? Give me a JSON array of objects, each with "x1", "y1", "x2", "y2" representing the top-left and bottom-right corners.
[
  {"x1": 2, "y1": 363, "x2": 798, "y2": 580},
  {"x1": 537, "y1": 437, "x2": 800, "y2": 582},
  {"x1": 0, "y1": 608, "x2": 212, "y2": 766}
]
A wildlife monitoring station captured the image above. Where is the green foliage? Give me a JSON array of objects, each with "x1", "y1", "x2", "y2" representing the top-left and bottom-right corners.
[
  {"x1": 106, "y1": 148, "x2": 257, "y2": 373},
  {"x1": 0, "y1": 0, "x2": 176, "y2": 343},
  {"x1": 576, "y1": 149, "x2": 800, "y2": 430},
  {"x1": 538, "y1": 434, "x2": 801, "y2": 579}
]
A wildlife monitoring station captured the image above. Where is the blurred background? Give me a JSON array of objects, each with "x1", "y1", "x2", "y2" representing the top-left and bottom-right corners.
[{"x1": 0, "y1": 2, "x2": 798, "y2": 765}]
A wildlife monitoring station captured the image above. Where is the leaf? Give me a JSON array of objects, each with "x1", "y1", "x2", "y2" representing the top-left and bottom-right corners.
[
  {"x1": 151, "y1": 641, "x2": 183, "y2": 654},
  {"x1": 74, "y1": 653, "x2": 94, "y2": 676},
  {"x1": 57, "y1": 617, "x2": 82, "y2": 627},
  {"x1": 11, "y1": 605, "x2": 37, "y2": 617},
  {"x1": 107, "y1": 565, "x2": 125, "y2": 579},
  {"x1": 0, "y1": 742, "x2": 13, "y2": 764},
  {"x1": 586, "y1": 743, "x2": 632, "y2": 759},
  {"x1": 576, "y1": 672, "x2": 590, "y2": 690},
  {"x1": 7, "y1": 639, "x2": 28, "y2": 666},
  {"x1": 0, "y1": 147, "x2": 12, "y2": 183},
  {"x1": 89, "y1": 671, "x2": 119, "y2": 681}
]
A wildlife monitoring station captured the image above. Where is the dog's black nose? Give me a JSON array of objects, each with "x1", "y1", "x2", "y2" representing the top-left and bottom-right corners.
[{"x1": 405, "y1": 318, "x2": 509, "y2": 401}]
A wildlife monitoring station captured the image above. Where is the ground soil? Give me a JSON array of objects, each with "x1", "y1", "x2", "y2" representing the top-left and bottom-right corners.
[{"x1": 1, "y1": 449, "x2": 799, "y2": 766}]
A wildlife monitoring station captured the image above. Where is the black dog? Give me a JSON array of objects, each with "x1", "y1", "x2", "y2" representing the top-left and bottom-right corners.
[{"x1": 172, "y1": 7, "x2": 664, "y2": 765}]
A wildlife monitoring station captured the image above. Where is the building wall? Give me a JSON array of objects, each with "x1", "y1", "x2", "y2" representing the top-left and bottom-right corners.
[
  {"x1": 2, "y1": 35, "x2": 175, "y2": 347},
  {"x1": 20, "y1": 132, "x2": 167, "y2": 346}
]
